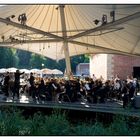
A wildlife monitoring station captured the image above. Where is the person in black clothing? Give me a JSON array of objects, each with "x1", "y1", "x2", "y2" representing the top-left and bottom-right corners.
[
  {"x1": 13, "y1": 70, "x2": 24, "y2": 99},
  {"x1": 38, "y1": 79, "x2": 46, "y2": 101},
  {"x1": 3, "y1": 72, "x2": 10, "y2": 97},
  {"x1": 29, "y1": 72, "x2": 35, "y2": 98},
  {"x1": 98, "y1": 81, "x2": 110, "y2": 103},
  {"x1": 92, "y1": 80, "x2": 103, "y2": 103},
  {"x1": 46, "y1": 79, "x2": 57, "y2": 101},
  {"x1": 75, "y1": 79, "x2": 82, "y2": 100},
  {"x1": 75, "y1": 79, "x2": 81, "y2": 94},
  {"x1": 65, "y1": 80, "x2": 72, "y2": 100},
  {"x1": 45, "y1": 80, "x2": 53, "y2": 101},
  {"x1": 128, "y1": 82, "x2": 135, "y2": 100},
  {"x1": 18, "y1": 13, "x2": 27, "y2": 25},
  {"x1": 122, "y1": 81, "x2": 129, "y2": 108},
  {"x1": 29, "y1": 72, "x2": 34, "y2": 86}
]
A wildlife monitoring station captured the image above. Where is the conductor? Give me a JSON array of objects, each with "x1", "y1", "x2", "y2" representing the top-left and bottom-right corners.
[{"x1": 13, "y1": 70, "x2": 24, "y2": 99}]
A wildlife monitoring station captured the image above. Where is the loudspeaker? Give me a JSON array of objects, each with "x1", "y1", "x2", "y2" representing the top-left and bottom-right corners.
[{"x1": 134, "y1": 95, "x2": 140, "y2": 108}]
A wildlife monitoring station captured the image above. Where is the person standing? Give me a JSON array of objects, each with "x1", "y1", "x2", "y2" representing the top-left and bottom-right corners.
[
  {"x1": 13, "y1": 70, "x2": 24, "y2": 99},
  {"x1": 3, "y1": 72, "x2": 10, "y2": 97},
  {"x1": 92, "y1": 74, "x2": 96, "y2": 81},
  {"x1": 29, "y1": 72, "x2": 35, "y2": 99}
]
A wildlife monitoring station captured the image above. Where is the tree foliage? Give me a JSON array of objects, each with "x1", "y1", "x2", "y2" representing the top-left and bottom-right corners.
[
  {"x1": 0, "y1": 47, "x2": 19, "y2": 68},
  {"x1": 17, "y1": 49, "x2": 31, "y2": 69},
  {"x1": 29, "y1": 53, "x2": 46, "y2": 69},
  {"x1": 0, "y1": 47, "x2": 89, "y2": 73},
  {"x1": 0, "y1": 107, "x2": 139, "y2": 136}
]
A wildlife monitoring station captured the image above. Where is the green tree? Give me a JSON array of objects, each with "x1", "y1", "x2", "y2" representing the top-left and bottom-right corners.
[
  {"x1": 17, "y1": 49, "x2": 31, "y2": 69},
  {"x1": 0, "y1": 47, "x2": 89, "y2": 72},
  {"x1": 44, "y1": 58, "x2": 66, "y2": 72},
  {"x1": 44, "y1": 55, "x2": 89, "y2": 73},
  {"x1": 84, "y1": 54, "x2": 90, "y2": 63},
  {"x1": 44, "y1": 58, "x2": 58, "y2": 70},
  {"x1": 56, "y1": 59, "x2": 66, "y2": 72},
  {"x1": 29, "y1": 53, "x2": 46, "y2": 69},
  {"x1": 70, "y1": 55, "x2": 89, "y2": 74},
  {"x1": 0, "y1": 47, "x2": 19, "y2": 68}
]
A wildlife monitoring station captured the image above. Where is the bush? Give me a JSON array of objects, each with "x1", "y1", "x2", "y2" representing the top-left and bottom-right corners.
[
  {"x1": 26, "y1": 109, "x2": 70, "y2": 136},
  {"x1": 73, "y1": 122, "x2": 108, "y2": 136},
  {"x1": 0, "y1": 107, "x2": 140, "y2": 136},
  {"x1": 41, "y1": 111, "x2": 70, "y2": 135},
  {"x1": 133, "y1": 120, "x2": 140, "y2": 135},
  {"x1": 107, "y1": 115, "x2": 135, "y2": 136},
  {"x1": 0, "y1": 107, "x2": 27, "y2": 135}
]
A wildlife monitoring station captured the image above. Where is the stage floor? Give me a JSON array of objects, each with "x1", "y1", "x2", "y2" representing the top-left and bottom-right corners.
[{"x1": 0, "y1": 93, "x2": 140, "y2": 118}]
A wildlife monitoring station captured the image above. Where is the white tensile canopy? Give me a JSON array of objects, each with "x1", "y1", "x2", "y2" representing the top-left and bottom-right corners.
[
  {"x1": 52, "y1": 69, "x2": 63, "y2": 75},
  {"x1": 30, "y1": 68, "x2": 41, "y2": 73},
  {"x1": 41, "y1": 68, "x2": 52, "y2": 74},
  {"x1": 0, "y1": 68, "x2": 7, "y2": 73},
  {"x1": 41, "y1": 68, "x2": 63, "y2": 75},
  {"x1": 0, "y1": 5, "x2": 140, "y2": 76},
  {"x1": 7, "y1": 67, "x2": 17, "y2": 73},
  {"x1": 20, "y1": 68, "x2": 30, "y2": 73}
]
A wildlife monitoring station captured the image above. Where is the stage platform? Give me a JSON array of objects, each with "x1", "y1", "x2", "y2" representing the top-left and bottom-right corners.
[{"x1": 0, "y1": 94, "x2": 140, "y2": 118}]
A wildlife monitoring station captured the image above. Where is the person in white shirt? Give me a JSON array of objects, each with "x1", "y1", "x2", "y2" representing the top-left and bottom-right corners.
[{"x1": 92, "y1": 74, "x2": 96, "y2": 81}]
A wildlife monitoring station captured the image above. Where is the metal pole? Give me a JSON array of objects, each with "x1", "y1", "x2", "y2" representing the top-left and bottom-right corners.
[{"x1": 59, "y1": 5, "x2": 72, "y2": 78}]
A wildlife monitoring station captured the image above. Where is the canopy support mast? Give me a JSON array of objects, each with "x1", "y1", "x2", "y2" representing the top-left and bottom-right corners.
[{"x1": 59, "y1": 5, "x2": 72, "y2": 78}]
